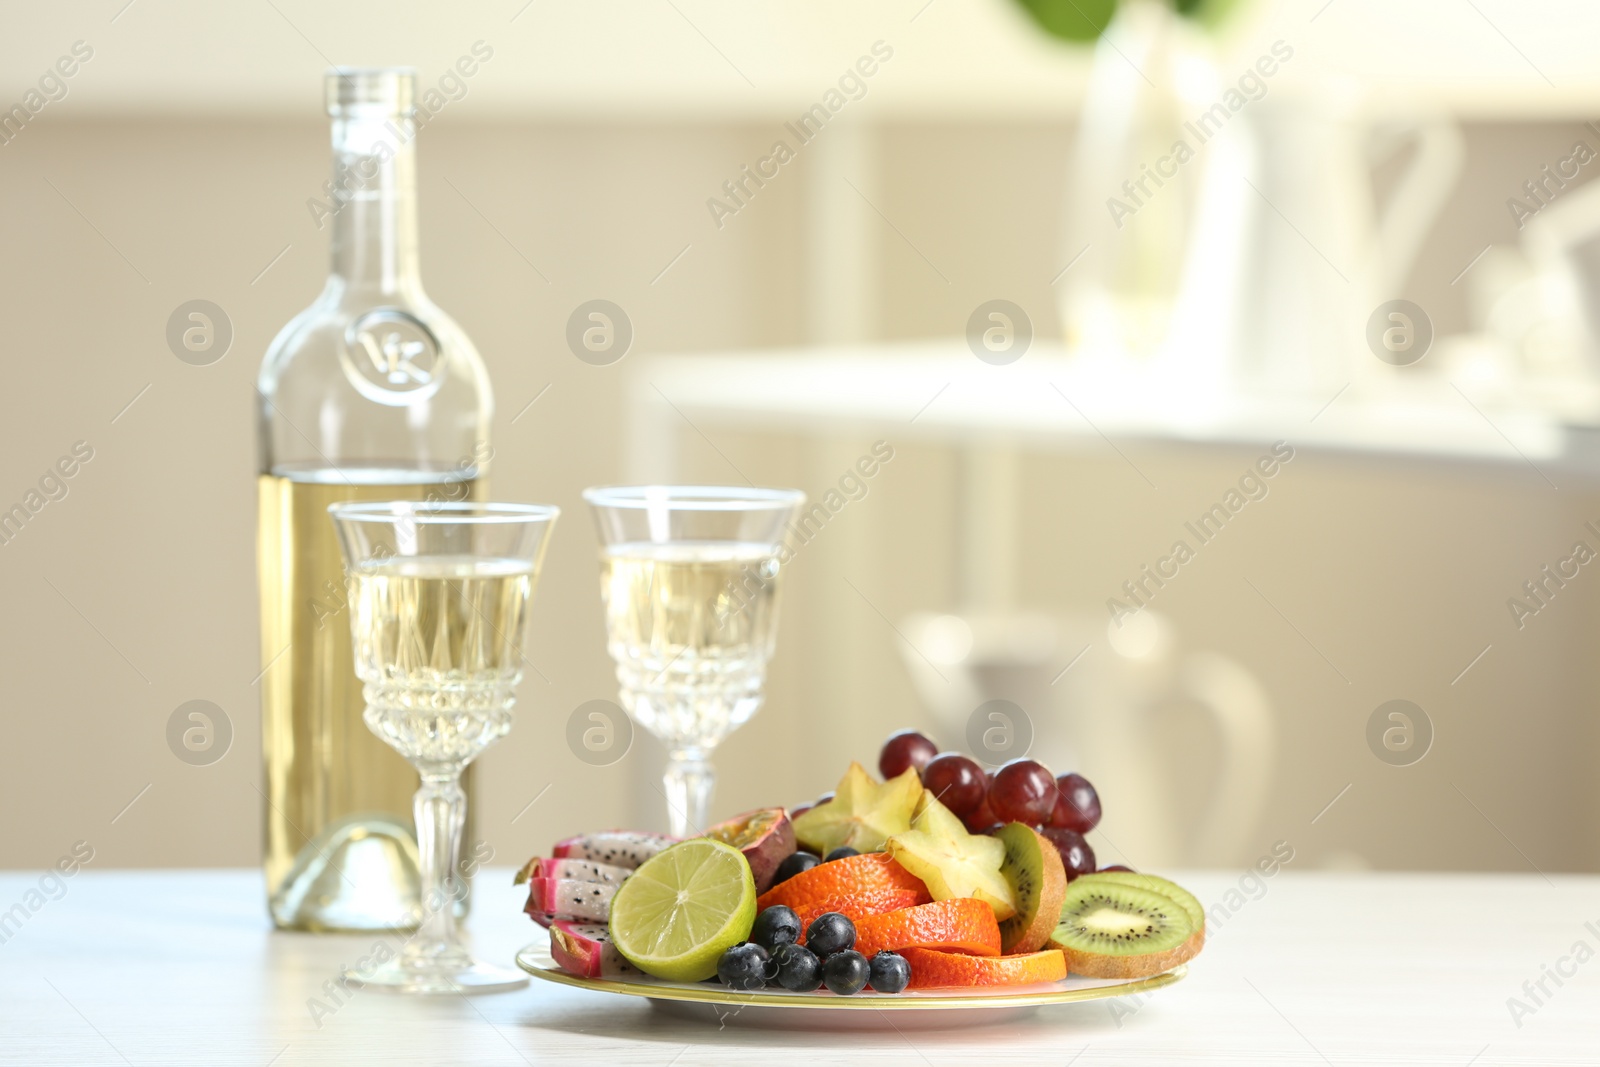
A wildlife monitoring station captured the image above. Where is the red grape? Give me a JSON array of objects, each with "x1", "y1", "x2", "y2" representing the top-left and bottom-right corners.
[
  {"x1": 878, "y1": 730, "x2": 939, "y2": 780},
  {"x1": 989, "y1": 759, "x2": 1057, "y2": 826},
  {"x1": 1099, "y1": 864, "x2": 1134, "y2": 873},
  {"x1": 960, "y1": 792, "x2": 997, "y2": 833},
  {"x1": 1048, "y1": 773, "x2": 1102, "y2": 833},
  {"x1": 1041, "y1": 827, "x2": 1097, "y2": 879},
  {"x1": 921, "y1": 753, "x2": 985, "y2": 816},
  {"x1": 792, "y1": 792, "x2": 832, "y2": 820}
]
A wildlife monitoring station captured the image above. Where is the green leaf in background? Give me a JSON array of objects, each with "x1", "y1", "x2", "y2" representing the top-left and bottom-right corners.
[
  {"x1": 1012, "y1": 0, "x2": 1118, "y2": 42},
  {"x1": 1176, "y1": 0, "x2": 1244, "y2": 28},
  {"x1": 1011, "y1": 0, "x2": 1243, "y2": 42}
]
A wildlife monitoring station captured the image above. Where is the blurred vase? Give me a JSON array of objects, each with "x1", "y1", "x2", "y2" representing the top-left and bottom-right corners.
[{"x1": 1057, "y1": 0, "x2": 1217, "y2": 363}]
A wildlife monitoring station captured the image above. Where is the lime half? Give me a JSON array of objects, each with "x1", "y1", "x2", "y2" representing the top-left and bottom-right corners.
[{"x1": 608, "y1": 838, "x2": 756, "y2": 982}]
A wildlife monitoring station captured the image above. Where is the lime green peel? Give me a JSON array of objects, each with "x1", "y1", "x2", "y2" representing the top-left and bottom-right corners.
[{"x1": 607, "y1": 838, "x2": 756, "y2": 983}]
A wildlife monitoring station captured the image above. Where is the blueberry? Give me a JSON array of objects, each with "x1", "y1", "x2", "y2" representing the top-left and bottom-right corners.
[
  {"x1": 805, "y1": 911, "x2": 855, "y2": 956},
  {"x1": 750, "y1": 905, "x2": 802, "y2": 952},
  {"x1": 716, "y1": 942, "x2": 770, "y2": 991},
  {"x1": 822, "y1": 950, "x2": 870, "y2": 995},
  {"x1": 770, "y1": 942, "x2": 823, "y2": 992},
  {"x1": 868, "y1": 950, "x2": 910, "y2": 994},
  {"x1": 772, "y1": 851, "x2": 820, "y2": 886},
  {"x1": 824, "y1": 846, "x2": 860, "y2": 863}
]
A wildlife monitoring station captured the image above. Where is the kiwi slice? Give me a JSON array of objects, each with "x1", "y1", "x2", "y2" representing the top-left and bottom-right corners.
[
  {"x1": 994, "y1": 823, "x2": 1067, "y2": 954},
  {"x1": 1078, "y1": 872, "x2": 1205, "y2": 950},
  {"x1": 1049, "y1": 880, "x2": 1198, "y2": 979}
]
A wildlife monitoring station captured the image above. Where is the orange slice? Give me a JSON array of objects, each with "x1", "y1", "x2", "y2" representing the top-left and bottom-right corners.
[
  {"x1": 853, "y1": 899, "x2": 1002, "y2": 958},
  {"x1": 899, "y1": 946, "x2": 1067, "y2": 989},
  {"x1": 756, "y1": 852, "x2": 932, "y2": 931}
]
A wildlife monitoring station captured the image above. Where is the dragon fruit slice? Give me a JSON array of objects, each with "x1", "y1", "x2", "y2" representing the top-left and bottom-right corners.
[
  {"x1": 514, "y1": 856, "x2": 632, "y2": 887},
  {"x1": 551, "y1": 830, "x2": 677, "y2": 869},
  {"x1": 549, "y1": 920, "x2": 640, "y2": 979},
  {"x1": 525, "y1": 877, "x2": 616, "y2": 922}
]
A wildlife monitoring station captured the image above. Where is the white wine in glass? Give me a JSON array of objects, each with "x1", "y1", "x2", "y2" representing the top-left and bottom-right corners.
[
  {"x1": 585, "y1": 488, "x2": 805, "y2": 838},
  {"x1": 600, "y1": 542, "x2": 781, "y2": 748},
  {"x1": 352, "y1": 557, "x2": 533, "y2": 767},
  {"x1": 331, "y1": 501, "x2": 558, "y2": 994}
]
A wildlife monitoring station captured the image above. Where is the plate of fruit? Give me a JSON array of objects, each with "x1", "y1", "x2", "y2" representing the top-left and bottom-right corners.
[{"x1": 514, "y1": 731, "x2": 1204, "y2": 1023}]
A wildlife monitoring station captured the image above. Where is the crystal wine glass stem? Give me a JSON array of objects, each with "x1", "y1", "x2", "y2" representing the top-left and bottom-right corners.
[
  {"x1": 662, "y1": 749, "x2": 714, "y2": 838},
  {"x1": 406, "y1": 771, "x2": 469, "y2": 968}
]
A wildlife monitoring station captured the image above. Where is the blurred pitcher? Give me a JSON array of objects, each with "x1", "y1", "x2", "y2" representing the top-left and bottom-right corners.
[
  {"x1": 1166, "y1": 87, "x2": 1463, "y2": 395},
  {"x1": 899, "y1": 609, "x2": 1274, "y2": 869}
]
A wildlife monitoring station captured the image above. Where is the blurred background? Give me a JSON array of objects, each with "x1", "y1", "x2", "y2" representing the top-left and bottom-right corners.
[{"x1": 4, "y1": 0, "x2": 1600, "y2": 882}]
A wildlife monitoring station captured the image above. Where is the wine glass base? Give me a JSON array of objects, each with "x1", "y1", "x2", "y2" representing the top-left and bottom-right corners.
[{"x1": 346, "y1": 958, "x2": 529, "y2": 995}]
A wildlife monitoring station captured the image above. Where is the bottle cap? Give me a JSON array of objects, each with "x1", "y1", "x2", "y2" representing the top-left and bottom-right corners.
[{"x1": 326, "y1": 68, "x2": 416, "y2": 115}]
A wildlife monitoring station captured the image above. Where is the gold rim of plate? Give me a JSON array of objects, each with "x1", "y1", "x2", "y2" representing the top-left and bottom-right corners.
[{"x1": 515, "y1": 940, "x2": 1187, "y2": 1010}]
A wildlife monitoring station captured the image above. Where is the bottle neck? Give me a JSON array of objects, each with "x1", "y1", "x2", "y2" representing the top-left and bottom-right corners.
[{"x1": 328, "y1": 113, "x2": 421, "y2": 298}]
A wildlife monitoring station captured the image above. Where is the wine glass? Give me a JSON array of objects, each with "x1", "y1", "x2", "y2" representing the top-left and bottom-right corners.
[
  {"x1": 329, "y1": 500, "x2": 558, "y2": 993},
  {"x1": 583, "y1": 486, "x2": 805, "y2": 838}
]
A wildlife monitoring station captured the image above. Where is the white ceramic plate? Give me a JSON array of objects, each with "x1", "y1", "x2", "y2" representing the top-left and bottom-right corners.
[{"x1": 515, "y1": 940, "x2": 1187, "y2": 1029}]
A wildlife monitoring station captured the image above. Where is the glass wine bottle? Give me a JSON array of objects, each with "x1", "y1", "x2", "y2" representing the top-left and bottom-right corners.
[{"x1": 257, "y1": 68, "x2": 492, "y2": 931}]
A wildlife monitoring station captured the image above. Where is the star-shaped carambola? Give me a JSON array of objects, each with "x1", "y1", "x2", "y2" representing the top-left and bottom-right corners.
[{"x1": 791, "y1": 761, "x2": 921, "y2": 854}]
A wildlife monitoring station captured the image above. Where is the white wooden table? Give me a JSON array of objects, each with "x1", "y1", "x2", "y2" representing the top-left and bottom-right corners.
[{"x1": 1, "y1": 869, "x2": 1594, "y2": 1065}]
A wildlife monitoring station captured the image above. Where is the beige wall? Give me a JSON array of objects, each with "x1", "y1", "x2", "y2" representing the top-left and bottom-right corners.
[{"x1": 2, "y1": 115, "x2": 1596, "y2": 879}]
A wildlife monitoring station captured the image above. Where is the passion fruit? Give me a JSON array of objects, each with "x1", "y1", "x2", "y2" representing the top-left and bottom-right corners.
[{"x1": 705, "y1": 807, "x2": 797, "y2": 893}]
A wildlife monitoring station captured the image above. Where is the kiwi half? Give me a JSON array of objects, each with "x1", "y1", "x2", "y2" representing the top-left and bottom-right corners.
[
  {"x1": 1049, "y1": 880, "x2": 1198, "y2": 979},
  {"x1": 994, "y1": 823, "x2": 1067, "y2": 954},
  {"x1": 1077, "y1": 872, "x2": 1204, "y2": 956}
]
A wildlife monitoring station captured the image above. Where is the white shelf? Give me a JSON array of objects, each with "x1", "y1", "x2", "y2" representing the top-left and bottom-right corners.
[{"x1": 633, "y1": 341, "x2": 1600, "y2": 479}]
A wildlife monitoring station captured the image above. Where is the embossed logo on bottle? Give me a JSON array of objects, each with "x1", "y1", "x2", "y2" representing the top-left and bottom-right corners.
[{"x1": 341, "y1": 308, "x2": 445, "y2": 404}]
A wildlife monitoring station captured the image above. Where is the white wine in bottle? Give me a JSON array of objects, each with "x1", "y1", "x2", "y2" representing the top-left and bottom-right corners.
[
  {"x1": 258, "y1": 468, "x2": 479, "y2": 930},
  {"x1": 256, "y1": 68, "x2": 493, "y2": 931}
]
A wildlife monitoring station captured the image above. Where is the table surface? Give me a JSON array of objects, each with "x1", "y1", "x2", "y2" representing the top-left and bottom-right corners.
[{"x1": 1, "y1": 869, "x2": 1596, "y2": 1065}]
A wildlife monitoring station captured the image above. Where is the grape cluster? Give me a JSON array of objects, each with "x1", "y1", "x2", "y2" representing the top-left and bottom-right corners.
[{"x1": 877, "y1": 729, "x2": 1106, "y2": 878}]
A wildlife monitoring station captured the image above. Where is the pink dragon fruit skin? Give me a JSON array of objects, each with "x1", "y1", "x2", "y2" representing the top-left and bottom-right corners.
[
  {"x1": 551, "y1": 830, "x2": 677, "y2": 868},
  {"x1": 549, "y1": 920, "x2": 640, "y2": 979},
  {"x1": 535, "y1": 857, "x2": 631, "y2": 884},
  {"x1": 525, "y1": 877, "x2": 615, "y2": 922},
  {"x1": 514, "y1": 854, "x2": 635, "y2": 886},
  {"x1": 519, "y1": 855, "x2": 633, "y2": 926}
]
